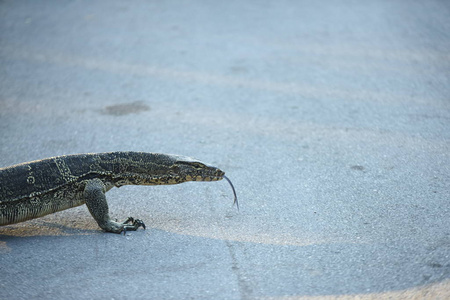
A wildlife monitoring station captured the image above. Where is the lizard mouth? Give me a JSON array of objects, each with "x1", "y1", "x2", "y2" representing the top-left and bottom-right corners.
[{"x1": 184, "y1": 174, "x2": 222, "y2": 182}]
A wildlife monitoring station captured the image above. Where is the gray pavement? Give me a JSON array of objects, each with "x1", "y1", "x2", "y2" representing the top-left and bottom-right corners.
[{"x1": 1, "y1": 1, "x2": 449, "y2": 299}]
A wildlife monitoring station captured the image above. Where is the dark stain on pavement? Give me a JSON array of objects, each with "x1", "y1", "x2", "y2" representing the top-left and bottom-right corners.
[
  {"x1": 350, "y1": 165, "x2": 365, "y2": 171},
  {"x1": 101, "y1": 101, "x2": 150, "y2": 116}
]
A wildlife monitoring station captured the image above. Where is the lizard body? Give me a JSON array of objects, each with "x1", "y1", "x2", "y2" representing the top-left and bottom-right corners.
[{"x1": 0, "y1": 152, "x2": 233, "y2": 233}]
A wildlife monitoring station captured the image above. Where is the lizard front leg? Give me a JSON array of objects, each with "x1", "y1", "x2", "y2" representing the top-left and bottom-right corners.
[{"x1": 83, "y1": 178, "x2": 145, "y2": 234}]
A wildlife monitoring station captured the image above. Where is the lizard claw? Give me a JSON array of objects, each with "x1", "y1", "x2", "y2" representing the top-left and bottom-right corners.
[{"x1": 133, "y1": 219, "x2": 146, "y2": 230}]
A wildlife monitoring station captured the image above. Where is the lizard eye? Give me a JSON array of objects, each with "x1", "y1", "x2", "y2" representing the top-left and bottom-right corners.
[{"x1": 192, "y1": 163, "x2": 205, "y2": 170}]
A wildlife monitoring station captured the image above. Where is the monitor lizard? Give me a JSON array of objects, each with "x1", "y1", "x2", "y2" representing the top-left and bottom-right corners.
[{"x1": 0, "y1": 151, "x2": 237, "y2": 234}]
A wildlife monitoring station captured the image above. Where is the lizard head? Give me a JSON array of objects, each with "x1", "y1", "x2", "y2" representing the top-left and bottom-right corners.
[
  {"x1": 114, "y1": 153, "x2": 225, "y2": 185},
  {"x1": 168, "y1": 155, "x2": 238, "y2": 209},
  {"x1": 168, "y1": 155, "x2": 225, "y2": 183}
]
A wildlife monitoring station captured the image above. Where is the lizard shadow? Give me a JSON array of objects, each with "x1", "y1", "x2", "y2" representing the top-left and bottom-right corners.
[{"x1": 0, "y1": 221, "x2": 99, "y2": 239}]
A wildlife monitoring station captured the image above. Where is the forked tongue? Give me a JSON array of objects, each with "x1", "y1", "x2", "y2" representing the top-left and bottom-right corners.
[{"x1": 223, "y1": 175, "x2": 239, "y2": 211}]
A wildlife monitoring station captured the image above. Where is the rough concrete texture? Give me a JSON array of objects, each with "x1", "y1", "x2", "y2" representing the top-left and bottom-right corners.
[{"x1": 1, "y1": 1, "x2": 449, "y2": 299}]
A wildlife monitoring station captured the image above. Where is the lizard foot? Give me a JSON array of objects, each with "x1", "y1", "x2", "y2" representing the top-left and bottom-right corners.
[{"x1": 122, "y1": 217, "x2": 146, "y2": 235}]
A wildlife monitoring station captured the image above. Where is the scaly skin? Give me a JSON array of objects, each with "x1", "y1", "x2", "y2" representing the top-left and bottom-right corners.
[{"x1": 0, "y1": 152, "x2": 227, "y2": 233}]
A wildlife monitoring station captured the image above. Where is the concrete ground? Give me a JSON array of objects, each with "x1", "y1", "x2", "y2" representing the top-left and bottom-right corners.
[{"x1": 1, "y1": 1, "x2": 449, "y2": 299}]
